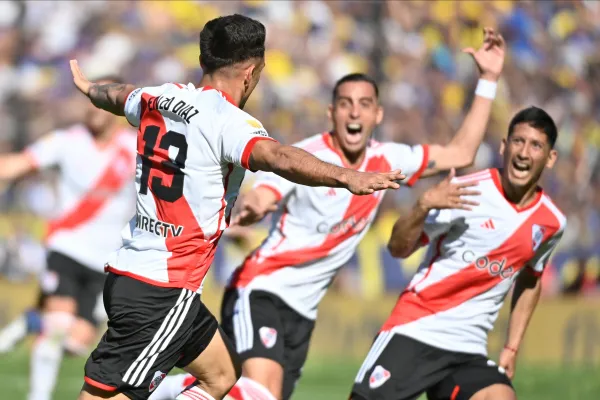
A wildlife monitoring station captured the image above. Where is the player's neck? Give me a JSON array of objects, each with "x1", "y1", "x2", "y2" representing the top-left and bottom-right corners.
[
  {"x1": 198, "y1": 75, "x2": 243, "y2": 107},
  {"x1": 328, "y1": 133, "x2": 366, "y2": 169},
  {"x1": 500, "y1": 173, "x2": 540, "y2": 209}
]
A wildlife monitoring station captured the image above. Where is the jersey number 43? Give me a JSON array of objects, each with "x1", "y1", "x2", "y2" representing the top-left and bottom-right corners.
[{"x1": 139, "y1": 125, "x2": 188, "y2": 202}]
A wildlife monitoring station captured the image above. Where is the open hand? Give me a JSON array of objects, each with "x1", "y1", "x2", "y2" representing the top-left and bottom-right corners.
[
  {"x1": 69, "y1": 59, "x2": 93, "y2": 96},
  {"x1": 345, "y1": 169, "x2": 406, "y2": 195},
  {"x1": 230, "y1": 190, "x2": 279, "y2": 227},
  {"x1": 418, "y1": 168, "x2": 480, "y2": 211},
  {"x1": 463, "y1": 27, "x2": 505, "y2": 82}
]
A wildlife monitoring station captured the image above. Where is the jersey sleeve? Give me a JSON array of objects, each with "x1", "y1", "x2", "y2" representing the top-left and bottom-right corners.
[
  {"x1": 24, "y1": 131, "x2": 67, "y2": 169},
  {"x1": 220, "y1": 114, "x2": 276, "y2": 171},
  {"x1": 252, "y1": 171, "x2": 295, "y2": 201},
  {"x1": 123, "y1": 84, "x2": 175, "y2": 127},
  {"x1": 420, "y1": 208, "x2": 454, "y2": 245},
  {"x1": 527, "y1": 229, "x2": 565, "y2": 277},
  {"x1": 381, "y1": 143, "x2": 429, "y2": 187}
]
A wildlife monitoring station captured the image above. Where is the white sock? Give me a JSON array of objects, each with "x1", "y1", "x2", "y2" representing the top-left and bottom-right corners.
[
  {"x1": 0, "y1": 314, "x2": 27, "y2": 353},
  {"x1": 27, "y1": 312, "x2": 73, "y2": 400},
  {"x1": 149, "y1": 374, "x2": 195, "y2": 400},
  {"x1": 236, "y1": 377, "x2": 278, "y2": 400},
  {"x1": 176, "y1": 386, "x2": 216, "y2": 400}
]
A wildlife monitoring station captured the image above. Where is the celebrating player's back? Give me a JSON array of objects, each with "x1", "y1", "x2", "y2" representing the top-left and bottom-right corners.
[
  {"x1": 351, "y1": 107, "x2": 566, "y2": 400},
  {"x1": 70, "y1": 14, "x2": 403, "y2": 400}
]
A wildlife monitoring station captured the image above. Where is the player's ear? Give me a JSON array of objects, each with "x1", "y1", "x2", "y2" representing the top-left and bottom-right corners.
[
  {"x1": 327, "y1": 103, "x2": 334, "y2": 122},
  {"x1": 499, "y1": 138, "x2": 507, "y2": 156},
  {"x1": 243, "y1": 64, "x2": 256, "y2": 91},
  {"x1": 375, "y1": 105, "x2": 384, "y2": 125},
  {"x1": 545, "y1": 149, "x2": 558, "y2": 169}
]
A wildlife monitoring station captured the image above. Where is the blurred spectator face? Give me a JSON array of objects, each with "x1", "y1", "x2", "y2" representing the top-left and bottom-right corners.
[
  {"x1": 84, "y1": 79, "x2": 118, "y2": 136},
  {"x1": 239, "y1": 58, "x2": 265, "y2": 110},
  {"x1": 500, "y1": 123, "x2": 557, "y2": 190},
  {"x1": 328, "y1": 81, "x2": 383, "y2": 156}
]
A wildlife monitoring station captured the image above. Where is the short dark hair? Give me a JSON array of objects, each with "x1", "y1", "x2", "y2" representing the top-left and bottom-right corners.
[
  {"x1": 199, "y1": 14, "x2": 266, "y2": 73},
  {"x1": 332, "y1": 73, "x2": 379, "y2": 103},
  {"x1": 508, "y1": 106, "x2": 558, "y2": 148}
]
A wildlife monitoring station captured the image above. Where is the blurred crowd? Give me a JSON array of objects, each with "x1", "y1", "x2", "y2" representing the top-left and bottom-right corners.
[{"x1": 0, "y1": 0, "x2": 598, "y2": 296}]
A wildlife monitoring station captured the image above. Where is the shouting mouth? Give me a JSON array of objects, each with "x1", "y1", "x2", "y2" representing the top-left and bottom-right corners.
[
  {"x1": 345, "y1": 123, "x2": 363, "y2": 144},
  {"x1": 511, "y1": 159, "x2": 531, "y2": 178}
]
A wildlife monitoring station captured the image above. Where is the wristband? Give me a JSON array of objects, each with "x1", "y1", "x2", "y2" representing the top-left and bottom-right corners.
[
  {"x1": 475, "y1": 79, "x2": 497, "y2": 100},
  {"x1": 504, "y1": 345, "x2": 518, "y2": 354}
]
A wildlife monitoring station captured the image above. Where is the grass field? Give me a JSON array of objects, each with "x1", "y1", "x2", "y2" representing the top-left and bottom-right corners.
[{"x1": 1, "y1": 348, "x2": 599, "y2": 399}]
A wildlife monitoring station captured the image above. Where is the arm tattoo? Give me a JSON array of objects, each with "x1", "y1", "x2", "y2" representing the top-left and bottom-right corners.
[
  {"x1": 427, "y1": 160, "x2": 436, "y2": 169},
  {"x1": 88, "y1": 83, "x2": 134, "y2": 116}
]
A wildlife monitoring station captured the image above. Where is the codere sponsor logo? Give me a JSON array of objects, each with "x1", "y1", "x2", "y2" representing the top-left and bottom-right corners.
[
  {"x1": 462, "y1": 250, "x2": 515, "y2": 279},
  {"x1": 135, "y1": 213, "x2": 183, "y2": 238}
]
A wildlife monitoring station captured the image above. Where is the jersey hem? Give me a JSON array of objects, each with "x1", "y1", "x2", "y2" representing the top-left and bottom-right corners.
[{"x1": 105, "y1": 266, "x2": 201, "y2": 292}]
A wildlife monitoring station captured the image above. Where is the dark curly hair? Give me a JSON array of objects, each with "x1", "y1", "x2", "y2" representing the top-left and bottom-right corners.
[{"x1": 199, "y1": 14, "x2": 266, "y2": 73}]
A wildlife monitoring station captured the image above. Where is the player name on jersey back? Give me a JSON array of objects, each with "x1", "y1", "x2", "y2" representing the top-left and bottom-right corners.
[
  {"x1": 146, "y1": 93, "x2": 199, "y2": 123},
  {"x1": 381, "y1": 168, "x2": 566, "y2": 355}
]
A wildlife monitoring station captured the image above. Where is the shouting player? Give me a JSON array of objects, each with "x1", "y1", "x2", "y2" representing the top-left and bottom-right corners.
[
  {"x1": 70, "y1": 14, "x2": 403, "y2": 400},
  {"x1": 186, "y1": 28, "x2": 507, "y2": 400},
  {"x1": 0, "y1": 77, "x2": 136, "y2": 400},
  {"x1": 351, "y1": 106, "x2": 566, "y2": 400}
]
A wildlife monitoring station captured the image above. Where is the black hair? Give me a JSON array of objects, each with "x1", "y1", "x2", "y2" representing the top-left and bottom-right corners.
[
  {"x1": 199, "y1": 14, "x2": 266, "y2": 73},
  {"x1": 508, "y1": 106, "x2": 558, "y2": 148},
  {"x1": 332, "y1": 73, "x2": 379, "y2": 103}
]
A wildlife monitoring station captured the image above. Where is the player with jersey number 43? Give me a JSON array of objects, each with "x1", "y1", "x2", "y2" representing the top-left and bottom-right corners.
[
  {"x1": 68, "y1": 13, "x2": 404, "y2": 400},
  {"x1": 351, "y1": 106, "x2": 566, "y2": 400}
]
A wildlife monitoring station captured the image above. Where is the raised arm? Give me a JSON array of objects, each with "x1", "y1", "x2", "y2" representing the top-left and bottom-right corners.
[
  {"x1": 422, "y1": 28, "x2": 505, "y2": 178},
  {"x1": 70, "y1": 60, "x2": 136, "y2": 116},
  {"x1": 249, "y1": 139, "x2": 405, "y2": 195},
  {"x1": 388, "y1": 169, "x2": 479, "y2": 258}
]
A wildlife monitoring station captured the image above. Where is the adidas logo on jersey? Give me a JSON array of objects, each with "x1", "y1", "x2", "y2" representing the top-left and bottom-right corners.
[
  {"x1": 326, "y1": 188, "x2": 336, "y2": 196},
  {"x1": 480, "y1": 218, "x2": 495, "y2": 229},
  {"x1": 369, "y1": 365, "x2": 391, "y2": 389},
  {"x1": 259, "y1": 327, "x2": 277, "y2": 349}
]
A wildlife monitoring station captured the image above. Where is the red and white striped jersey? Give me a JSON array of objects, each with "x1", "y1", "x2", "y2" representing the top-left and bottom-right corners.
[
  {"x1": 229, "y1": 132, "x2": 429, "y2": 319},
  {"x1": 25, "y1": 124, "x2": 137, "y2": 271},
  {"x1": 381, "y1": 168, "x2": 566, "y2": 355},
  {"x1": 106, "y1": 83, "x2": 275, "y2": 292}
]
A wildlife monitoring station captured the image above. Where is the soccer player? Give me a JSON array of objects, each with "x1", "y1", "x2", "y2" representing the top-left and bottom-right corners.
[
  {"x1": 350, "y1": 106, "x2": 566, "y2": 400},
  {"x1": 70, "y1": 14, "x2": 403, "y2": 400},
  {"x1": 0, "y1": 77, "x2": 136, "y2": 400},
  {"x1": 206, "y1": 29, "x2": 506, "y2": 400}
]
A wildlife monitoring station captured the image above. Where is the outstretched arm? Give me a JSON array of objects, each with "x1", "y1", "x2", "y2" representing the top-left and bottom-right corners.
[
  {"x1": 422, "y1": 28, "x2": 505, "y2": 178},
  {"x1": 388, "y1": 169, "x2": 480, "y2": 258},
  {"x1": 0, "y1": 153, "x2": 36, "y2": 181},
  {"x1": 249, "y1": 140, "x2": 405, "y2": 195},
  {"x1": 70, "y1": 60, "x2": 136, "y2": 116}
]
